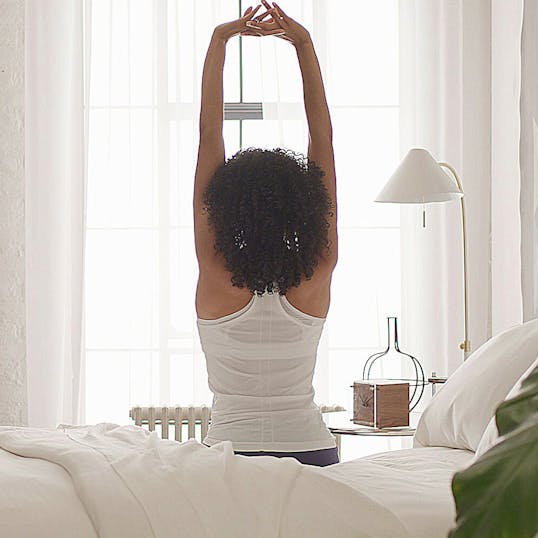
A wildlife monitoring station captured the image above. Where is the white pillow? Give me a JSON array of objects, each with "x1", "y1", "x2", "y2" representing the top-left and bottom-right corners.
[
  {"x1": 474, "y1": 355, "x2": 538, "y2": 459},
  {"x1": 413, "y1": 318, "x2": 538, "y2": 451}
]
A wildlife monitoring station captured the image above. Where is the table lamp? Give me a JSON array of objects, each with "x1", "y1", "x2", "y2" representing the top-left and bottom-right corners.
[{"x1": 375, "y1": 148, "x2": 470, "y2": 354}]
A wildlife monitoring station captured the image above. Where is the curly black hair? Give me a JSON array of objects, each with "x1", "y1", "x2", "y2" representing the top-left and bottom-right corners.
[{"x1": 203, "y1": 147, "x2": 333, "y2": 296}]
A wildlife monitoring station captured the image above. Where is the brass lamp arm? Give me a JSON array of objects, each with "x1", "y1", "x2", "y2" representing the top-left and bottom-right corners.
[{"x1": 438, "y1": 162, "x2": 471, "y2": 354}]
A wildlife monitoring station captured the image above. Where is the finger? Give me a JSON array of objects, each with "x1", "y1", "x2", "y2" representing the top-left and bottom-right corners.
[
  {"x1": 242, "y1": 4, "x2": 261, "y2": 19},
  {"x1": 268, "y1": 6, "x2": 287, "y2": 28},
  {"x1": 242, "y1": 6, "x2": 252, "y2": 17},
  {"x1": 269, "y1": 15, "x2": 284, "y2": 29},
  {"x1": 245, "y1": 20, "x2": 263, "y2": 29},
  {"x1": 254, "y1": 9, "x2": 275, "y2": 22},
  {"x1": 250, "y1": 20, "x2": 278, "y2": 29},
  {"x1": 257, "y1": 0, "x2": 274, "y2": 16},
  {"x1": 272, "y1": 3, "x2": 289, "y2": 22},
  {"x1": 272, "y1": 2, "x2": 286, "y2": 16},
  {"x1": 248, "y1": 22, "x2": 278, "y2": 32}
]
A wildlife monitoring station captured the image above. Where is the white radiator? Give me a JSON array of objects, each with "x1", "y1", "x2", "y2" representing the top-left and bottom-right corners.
[
  {"x1": 129, "y1": 404, "x2": 345, "y2": 447},
  {"x1": 129, "y1": 405, "x2": 211, "y2": 442}
]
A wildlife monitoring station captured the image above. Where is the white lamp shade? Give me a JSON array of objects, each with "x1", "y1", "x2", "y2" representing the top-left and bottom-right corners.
[{"x1": 376, "y1": 148, "x2": 463, "y2": 203}]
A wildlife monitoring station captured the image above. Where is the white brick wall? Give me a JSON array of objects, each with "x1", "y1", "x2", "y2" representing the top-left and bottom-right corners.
[{"x1": 0, "y1": 0, "x2": 27, "y2": 425}]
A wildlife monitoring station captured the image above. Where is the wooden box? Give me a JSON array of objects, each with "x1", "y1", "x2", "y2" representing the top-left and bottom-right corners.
[{"x1": 353, "y1": 380, "x2": 410, "y2": 428}]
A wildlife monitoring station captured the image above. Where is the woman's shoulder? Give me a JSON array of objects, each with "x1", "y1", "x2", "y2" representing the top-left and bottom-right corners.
[
  {"x1": 283, "y1": 268, "x2": 333, "y2": 319},
  {"x1": 196, "y1": 268, "x2": 253, "y2": 320}
]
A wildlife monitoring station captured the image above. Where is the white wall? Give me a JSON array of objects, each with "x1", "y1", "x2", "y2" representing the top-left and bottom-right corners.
[{"x1": 0, "y1": 0, "x2": 27, "y2": 425}]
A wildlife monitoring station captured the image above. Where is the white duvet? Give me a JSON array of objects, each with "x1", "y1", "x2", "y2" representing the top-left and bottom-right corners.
[
  {"x1": 0, "y1": 424, "x2": 411, "y2": 538},
  {"x1": 325, "y1": 447, "x2": 473, "y2": 537}
]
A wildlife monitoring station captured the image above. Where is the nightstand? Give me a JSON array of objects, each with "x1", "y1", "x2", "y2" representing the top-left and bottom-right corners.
[{"x1": 326, "y1": 411, "x2": 420, "y2": 459}]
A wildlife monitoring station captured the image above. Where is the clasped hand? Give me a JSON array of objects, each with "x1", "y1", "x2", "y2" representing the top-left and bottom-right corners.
[{"x1": 214, "y1": 1, "x2": 310, "y2": 47}]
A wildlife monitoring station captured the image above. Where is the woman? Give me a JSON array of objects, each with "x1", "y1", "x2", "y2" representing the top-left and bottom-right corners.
[{"x1": 194, "y1": 1, "x2": 338, "y2": 467}]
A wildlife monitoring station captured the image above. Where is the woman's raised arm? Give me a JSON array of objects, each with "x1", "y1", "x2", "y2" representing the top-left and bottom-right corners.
[
  {"x1": 193, "y1": 6, "x2": 263, "y2": 263},
  {"x1": 296, "y1": 34, "x2": 338, "y2": 266},
  {"x1": 257, "y1": 1, "x2": 337, "y2": 265}
]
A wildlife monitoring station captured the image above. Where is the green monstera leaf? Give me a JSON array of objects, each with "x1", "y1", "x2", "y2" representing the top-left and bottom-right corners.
[
  {"x1": 496, "y1": 366, "x2": 538, "y2": 436},
  {"x1": 449, "y1": 365, "x2": 538, "y2": 538}
]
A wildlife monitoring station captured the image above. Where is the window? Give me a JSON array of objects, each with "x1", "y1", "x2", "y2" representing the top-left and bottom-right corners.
[{"x1": 84, "y1": 0, "x2": 400, "y2": 438}]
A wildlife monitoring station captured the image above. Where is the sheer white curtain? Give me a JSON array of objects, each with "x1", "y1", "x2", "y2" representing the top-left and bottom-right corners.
[
  {"x1": 399, "y1": 0, "x2": 493, "y2": 379},
  {"x1": 399, "y1": 0, "x2": 525, "y2": 382},
  {"x1": 84, "y1": 0, "x2": 225, "y2": 424},
  {"x1": 520, "y1": 0, "x2": 538, "y2": 321},
  {"x1": 25, "y1": 0, "x2": 86, "y2": 427},
  {"x1": 491, "y1": 0, "x2": 524, "y2": 331}
]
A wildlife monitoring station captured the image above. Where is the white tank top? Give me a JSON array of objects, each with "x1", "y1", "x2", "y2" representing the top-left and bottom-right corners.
[{"x1": 197, "y1": 292, "x2": 336, "y2": 452}]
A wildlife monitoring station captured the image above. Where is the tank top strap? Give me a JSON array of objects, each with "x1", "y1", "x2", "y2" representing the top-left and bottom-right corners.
[{"x1": 278, "y1": 294, "x2": 326, "y2": 324}]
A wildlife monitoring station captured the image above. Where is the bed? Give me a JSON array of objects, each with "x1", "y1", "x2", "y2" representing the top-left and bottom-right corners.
[
  {"x1": 0, "y1": 429, "x2": 471, "y2": 538},
  {"x1": 1, "y1": 319, "x2": 536, "y2": 538}
]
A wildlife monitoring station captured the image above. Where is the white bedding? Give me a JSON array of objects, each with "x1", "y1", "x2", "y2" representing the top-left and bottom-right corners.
[
  {"x1": 324, "y1": 447, "x2": 474, "y2": 538},
  {"x1": 0, "y1": 446, "x2": 97, "y2": 537},
  {"x1": 0, "y1": 424, "x2": 411, "y2": 538},
  {"x1": 0, "y1": 424, "x2": 473, "y2": 538}
]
